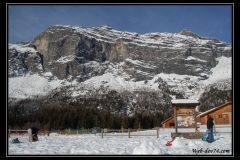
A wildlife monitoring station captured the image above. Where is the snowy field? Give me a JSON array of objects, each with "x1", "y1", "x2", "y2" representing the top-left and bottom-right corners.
[{"x1": 7, "y1": 125, "x2": 232, "y2": 156}]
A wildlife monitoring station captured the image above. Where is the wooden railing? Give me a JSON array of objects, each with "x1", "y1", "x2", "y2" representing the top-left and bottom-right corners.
[
  {"x1": 8, "y1": 129, "x2": 28, "y2": 137},
  {"x1": 99, "y1": 128, "x2": 160, "y2": 138}
]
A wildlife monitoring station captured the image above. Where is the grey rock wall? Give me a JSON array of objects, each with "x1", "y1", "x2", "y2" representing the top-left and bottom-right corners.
[{"x1": 8, "y1": 25, "x2": 231, "y2": 81}]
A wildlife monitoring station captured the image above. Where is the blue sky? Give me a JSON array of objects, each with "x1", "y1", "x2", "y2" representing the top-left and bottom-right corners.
[{"x1": 8, "y1": 4, "x2": 232, "y2": 44}]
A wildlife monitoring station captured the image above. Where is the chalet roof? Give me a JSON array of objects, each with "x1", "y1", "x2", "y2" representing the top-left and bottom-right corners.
[
  {"x1": 171, "y1": 99, "x2": 200, "y2": 107},
  {"x1": 171, "y1": 99, "x2": 199, "y2": 104},
  {"x1": 161, "y1": 116, "x2": 174, "y2": 124},
  {"x1": 197, "y1": 101, "x2": 232, "y2": 117},
  {"x1": 197, "y1": 106, "x2": 218, "y2": 117}
]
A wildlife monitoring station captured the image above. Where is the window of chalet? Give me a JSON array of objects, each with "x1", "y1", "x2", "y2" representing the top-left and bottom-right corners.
[{"x1": 170, "y1": 123, "x2": 175, "y2": 127}]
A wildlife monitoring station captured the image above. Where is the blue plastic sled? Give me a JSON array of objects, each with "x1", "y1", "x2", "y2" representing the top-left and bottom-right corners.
[
  {"x1": 10, "y1": 141, "x2": 22, "y2": 144},
  {"x1": 202, "y1": 137, "x2": 207, "y2": 141},
  {"x1": 202, "y1": 130, "x2": 209, "y2": 141},
  {"x1": 10, "y1": 139, "x2": 22, "y2": 144}
]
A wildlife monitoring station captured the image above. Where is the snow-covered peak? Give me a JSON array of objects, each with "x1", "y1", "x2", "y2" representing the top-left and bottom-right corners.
[
  {"x1": 8, "y1": 25, "x2": 232, "y2": 103},
  {"x1": 179, "y1": 29, "x2": 200, "y2": 38}
]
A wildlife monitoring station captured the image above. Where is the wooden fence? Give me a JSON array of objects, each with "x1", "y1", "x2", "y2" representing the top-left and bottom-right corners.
[
  {"x1": 8, "y1": 125, "x2": 231, "y2": 138},
  {"x1": 99, "y1": 128, "x2": 160, "y2": 138},
  {"x1": 8, "y1": 129, "x2": 28, "y2": 137},
  {"x1": 214, "y1": 125, "x2": 232, "y2": 135}
]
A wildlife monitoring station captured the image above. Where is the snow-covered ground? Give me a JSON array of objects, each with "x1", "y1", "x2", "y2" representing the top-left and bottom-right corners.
[{"x1": 8, "y1": 125, "x2": 232, "y2": 156}]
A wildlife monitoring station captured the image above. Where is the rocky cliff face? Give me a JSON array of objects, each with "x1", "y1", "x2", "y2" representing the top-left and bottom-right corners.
[
  {"x1": 8, "y1": 25, "x2": 231, "y2": 83},
  {"x1": 8, "y1": 24, "x2": 232, "y2": 118}
]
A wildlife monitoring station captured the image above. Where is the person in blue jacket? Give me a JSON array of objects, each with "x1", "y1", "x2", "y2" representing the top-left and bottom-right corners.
[{"x1": 207, "y1": 115, "x2": 215, "y2": 143}]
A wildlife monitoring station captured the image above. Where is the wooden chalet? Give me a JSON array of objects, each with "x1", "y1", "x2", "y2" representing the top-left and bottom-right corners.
[{"x1": 197, "y1": 101, "x2": 232, "y2": 125}]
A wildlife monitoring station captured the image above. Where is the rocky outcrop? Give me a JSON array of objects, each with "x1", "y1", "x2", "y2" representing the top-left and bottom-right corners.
[
  {"x1": 180, "y1": 29, "x2": 201, "y2": 39},
  {"x1": 8, "y1": 25, "x2": 232, "y2": 81},
  {"x1": 8, "y1": 44, "x2": 44, "y2": 76}
]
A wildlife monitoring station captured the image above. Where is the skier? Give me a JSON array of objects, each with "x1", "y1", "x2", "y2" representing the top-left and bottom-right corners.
[{"x1": 206, "y1": 115, "x2": 214, "y2": 143}]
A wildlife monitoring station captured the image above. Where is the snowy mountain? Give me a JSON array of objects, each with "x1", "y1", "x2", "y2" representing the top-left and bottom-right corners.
[{"x1": 8, "y1": 25, "x2": 232, "y2": 114}]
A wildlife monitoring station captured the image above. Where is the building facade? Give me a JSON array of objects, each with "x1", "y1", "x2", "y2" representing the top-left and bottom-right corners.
[
  {"x1": 162, "y1": 101, "x2": 232, "y2": 128},
  {"x1": 197, "y1": 102, "x2": 232, "y2": 125}
]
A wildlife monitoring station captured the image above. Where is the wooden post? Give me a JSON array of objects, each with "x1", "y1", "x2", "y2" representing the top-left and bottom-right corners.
[
  {"x1": 8, "y1": 129, "x2": 11, "y2": 137},
  {"x1": 193, "y1": 107, "x2": 197, "y2": 131},
  {"x1": 174, "y1": 107, "x2": 178, "y2": 133},
  {"x1": 28, "y1": 128, "x2": 33, "y2": 142},
  {"x1": 157, "y1": 129, "x2": 159, "y2": 138},
  {"x1": 229, "y1": 113, "x2": 232, "y2": 124},
  {"x1": 128, "y1": 128, "x2": 130, "y2": 138},
  {"x1": 101, "y1": 128, "x2": 103, "y2": 138}
]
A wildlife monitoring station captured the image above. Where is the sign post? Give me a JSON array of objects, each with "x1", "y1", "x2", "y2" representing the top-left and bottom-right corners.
[{"x1": 28, "y1": 128, "x2": 33, "y2": 142}]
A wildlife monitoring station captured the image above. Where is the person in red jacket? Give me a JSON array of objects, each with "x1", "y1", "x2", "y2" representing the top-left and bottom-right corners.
[{"x1": 207, "y1": 115, "x2": 214, "y2": 143}]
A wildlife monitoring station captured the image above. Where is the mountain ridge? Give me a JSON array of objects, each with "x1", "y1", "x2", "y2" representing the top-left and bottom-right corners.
[{"x1": 8, "y1": 25, "x2": 232, "y2": 113}]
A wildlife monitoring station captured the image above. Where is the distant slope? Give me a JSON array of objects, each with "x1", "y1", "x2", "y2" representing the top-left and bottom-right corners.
[{"x1": 8, "y1": 56, "x2": 232, "y2": 101}]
